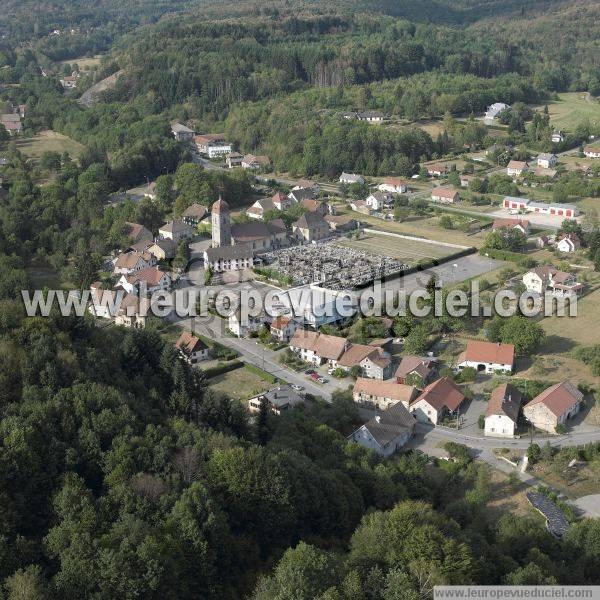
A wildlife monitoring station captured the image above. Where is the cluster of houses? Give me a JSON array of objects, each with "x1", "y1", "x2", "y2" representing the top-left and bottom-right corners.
[
  {"x1": 205, "y1": 187, "x2": 359, "y2": 274},
  {"x1": 170, "y1": 123, "x2": 272, "y2": 169},
  {"x1": 1, "y1": 103, "x2": 25, "y2": 136},
  {"x1": 506, "y1": 153, "x2": 560, "y2": 180},
  {"x1": 341, "y1": 110, "x2": 385, "y2": 123},
  {"x1": 502, "y1": 196, "x2": 579, "y2": 219}
]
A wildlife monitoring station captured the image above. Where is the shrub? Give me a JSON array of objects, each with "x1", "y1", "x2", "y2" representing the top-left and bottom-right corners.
[
  {"x1": 478, "y1": 414, "x2": 485, "y2": 429},
  {"x1": 526, "y1": 443, "x2": 541, "y2": 464}
]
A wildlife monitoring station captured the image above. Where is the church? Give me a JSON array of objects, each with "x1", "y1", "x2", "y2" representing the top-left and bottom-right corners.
[{"x1": 211, "y1": 196, "x2": 288, "y2": 252}]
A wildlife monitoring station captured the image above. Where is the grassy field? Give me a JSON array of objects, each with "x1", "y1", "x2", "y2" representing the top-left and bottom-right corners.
[
  {"x1": 534, "y1": 92, "x2": 600, "y2": 131},
  {"x1": 14, "y1": 130, "x2": 86, "y2": 162},
  {"x1": 207, "y1": 365, "x2": 272, "y2": 400},
  {"x1": 336, "y1": 232, "x2": 457, "y2": 263},
  {"x1": 59, "y1": 55, "x2": 103, "y2": 70}
]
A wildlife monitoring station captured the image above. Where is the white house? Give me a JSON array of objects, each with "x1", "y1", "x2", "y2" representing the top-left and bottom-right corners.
[
  {"x1": 248, "y1": 385, "x2": 304, "y2": 416},
  {"x1": 556, "y1": 233, "x2": 581, "y2": 253},
  {"x1": 583, "y1": 146, "x2": 600, "y2": 159},
  {"x1": 537, "y1": 153, "x2": 557, "y2": 169},
  {"x1": 551, "y1": 131, "x2": 564, "y2": 143},
  {"x1": 159, "y1": 220, "x2": 194, "y2": 244},
  {"x1": 357, "y1": 111, "x2": 384, "y2": 123},
  {"x1": 366, "y1": 191, "x2": 393, "y2": 212},
  {"x1": 339, "y1": 172, "x2": 365, "y2": 185},
  {"x1": 409, "y1": 377, "x2": 466, "y2": 425},
  {"x1": 113, "y1": 251, "x2": 155, "y2": 276},
  {"x1": 523, "y1": 381, "x2": 584, "y2": 433},
  {"x1": 348, "y1": 402, "x2": 416, "y2": 457},
  {"x1": 226, "y1": 152, "x2": 243, "y2": 168},
  {"x1": 241, "y1": 154, "x2": 270, "y2": 170},
  {"x1": 457, "y1": 340, "x2": 515, "y2": 374},
  {"x1": 352, "y1": 378, "x2": 418, "y2": 411},
  {"x1": 118, "y1": 267, "x2": 172, "y2": 295},
  {"x1": 289, "y1": 329, "x2": 347, "y2": 365},
  {"x1": 485, "y1": 383, "x2": 522, "y2": 438},
  {"x1": 194, "y1": 134, "x2": 232, "y2": 158},
  {"x1": 270, "y1": 315, "x2": 298, "y2": 342},
  {"x1": 484, "y1": 102, "x2": 510, "y2": 121},
  {"x1": 523, "y1": 265, "x2": 582, "y2": 296},
  {"x1": 228, "y1": 308, "x2": 264, "y2": 337},
  {"x1": 175, "y1": 331, "x2": 210, "y2": 364},
  {"x1": 89, "y1": 285, "x2": 122, "y2": 319},
  {"x1": 377, "y1": 178, "x2": 407, "y2": 194},
  {"x1": 506, "y1": 160, "x2": 528, "y2": 177},
  {"x1": 204, "y1": 245, "x2": 253, "y2": 273}
]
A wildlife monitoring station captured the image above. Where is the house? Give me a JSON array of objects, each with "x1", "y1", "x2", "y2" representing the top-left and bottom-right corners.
[
  {"x1": 113, "y1": 251, "x2": 156, "y2": 276},
  {"x1": 247, "y1": 198, "x2": 275, "y2": 220},
  {"x1": 289, "y1": 330, "x2": 347, "y2": 366},
  {"x1": 125, "y1": 222, "x2": 153, "y2": 244},
  {"x1": 556, "y1": 233, "x2": 581, "y2": 253},
  {"x1": 583, "y1": 146, "x2": 600, "y2": 159},
  {"x1": 228, "y1": 308, "x2": 264, "y2": 337},
  {"x1": 537, "y1": 153, "x2": 558, "y2": 169},
  {"x1": 59, "y1": 72, "x2": 78, "y2": 89},
  {"x1": 484, "y1": 102, "x2": 510, "y2": 121},
  {"x1": 427, "y1": 164, "x2": 448, "y2": 177},
  {"x1": 357, "y1": 110, "x2": 384, "y2": 123},
  {"x1": 507, "y1": 160, "x2": 529, "y2": 177},
  {"x1": 159, "y1": 220, "x2": 194, "y2": 244},
  {"x1": 485, "y1": 383, "x2": 522, "y2": 438},
  {"x1": 147, "y1": 239, "x2": 176, "y2": 261},
  {"x1": 175, "y1": 331, "x2": 209, "y2": 364},
  {"x1": 335, "y1": 344, "x2": 392, "y2": 379},
  {"x1": 537, "y1": 235, "x2": 551, "y2": 248},
  {"x1": 366, "y1": 191, "x2": 393, "y2": 212},
  {"x1": 270, "y1": 315, "x2": 298, "y2": 342},
  {"x1": 171, "y1": 123, "x2": 195, "y2": 142},
  {"x1": 241, "y1": 154, "x2": 271, "y2": 170},
  {"x1": 115, "y1": 294, "x2": 150, "y2": 329},
  {"x1": 523, "y1": 381, "x2": 584, "y2": 433},
  {"x1": 293, "y1": 211, "x2": 330, "y2": 242},
  {"x1": 551, "y1": 131, "x2": 564, "y2": 143},
  {"x1": 523, "y1": 265, "x2": 583, "y2": 296},
  {"x1": 272, "y1": 192, "x2": 292, "y2": 211},
  {"x1": 339, "y1": 172, "x2": 365, "y2": 185},
  {"x1": 194, "y1": 134, "x2": 231, "y2": 158},
  {"x1": 300, "y1": 198, "x2": 331, "y2": 216},
  {"x1": 457, "y1": 341, "x2": 515, "y2": 374},
  {"x1": 248, "y1": 385, "x2": 304, "y2": 416},
  {"x1": 119, "y1": 266, "x2": 172, "y2": 295},
  {"x1": 491, "y1": 218, "x2": 530, "y2": 235},
  {"x1": 288, "y1": 187, "x2": 316, "y2": 204},
  {"x1": 1, "y1": 118, "x2": 21, "y2": 135},
  {"x1": 395, "y1": 356, "x2": 437, "y2": 387},
  {"x1": 293, "y1": 179, "x2": 320, "y2": 192},
  {"x1": 350, "y1": 200, "x2": 371, "y2": 215},
  {"x1": 341, "y1": 111, "x2": 357, "y2": 120},
  {"x1": 89, "y1": 284, "x2": 122, "y2": 319},
  {"x1": 181, "y1": 203, "x2": 208, "y2": 226},
  {"x1": 226, "y1": 152, "x2": 243, "y2": 168},
  {"x1": 460, "y1": 174, "x2": 475, "y2": 188},
  {"x1": 352, "y1": 378, "x2": 418, "y2": 410},
  {"x1": 348, "y1": 402, "x2": 416, "y2": 457},
  {"x1": 431, "y1": 187, "x2": 459, "y2": 204},
  {"x1": 502, "y1": 197, "x2": 579, "y2": 219},
  {"x1": 324, "y1": 215, "x2": 358, "y2": 233},
  {"x1": 410, "y1": 377, "x2": 466, "y2": 424},
  {"x1": 204, "y1": 244, "x2": 253, "y2": 273},
  {"x1": 378, "y1": 178, "x2": 407, "y2": 194}
]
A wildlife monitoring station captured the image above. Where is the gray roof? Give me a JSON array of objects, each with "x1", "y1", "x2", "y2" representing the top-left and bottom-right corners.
[
  {"x1": 171, "y1": 123, "x2": 194, "y2": 134},
  {"x1": 204, "y1": 244, "x2": 253, "y2": 261},
  {"x1": 358, "y1": 110, "x2": 384, "y2": 119},
  {"x1": 360, "y1": 402, "x2": 415, "y2": 446},
  {"x1": 160, "y1": 220, "x2": 193, "y2": 234},
  {"x1": 289, "y1": 188, "x2": 316, "y2": 202},
  {"x1": 254, "y1": 385, "x2": 304, "y2": 410},
  {"x1": 293, "y1": 211, "x2": 327, "y2": 230}
]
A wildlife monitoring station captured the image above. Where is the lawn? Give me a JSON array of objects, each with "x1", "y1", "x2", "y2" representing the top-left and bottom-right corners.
[
  {"x1": 59, "y1": 55, "x2": 103, "y2": 70},
  {"x1": 529, "y1": 459, "x2": 600, "y2": 500},
  {"x1": 14, "y1": 130, "x2": 86, "y2": 162},
  {"x1": 336, "y1": 232, "x2": 457, "y2": 263},
  {"x1": 533, "y1": 92, "x2": 600, "y2": 131},
  {"x1": 484, "y1": 469, "x2": 542, "y2": 523},
  {"x1": 207, "y1": 364, "x2": 273, "y2": 400}
]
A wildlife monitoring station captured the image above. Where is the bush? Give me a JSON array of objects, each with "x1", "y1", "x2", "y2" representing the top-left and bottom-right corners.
[
  {"x1": 527, "y1": 443, "x2": 541, "y2": 464},
  {"x1": 478, "y1": 414, "x2": 485, "y2": 429},
  {"x1": 202, "y1": 360, "x2": 243, "y2": 378},
  {"x1": 555, "y1": 423, "x2": 566, "y2": 434}
]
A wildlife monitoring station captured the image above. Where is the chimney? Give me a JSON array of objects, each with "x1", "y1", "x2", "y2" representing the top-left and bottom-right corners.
[{"x1": 375, "y1": 415, "x2": 381, "y2": 423}]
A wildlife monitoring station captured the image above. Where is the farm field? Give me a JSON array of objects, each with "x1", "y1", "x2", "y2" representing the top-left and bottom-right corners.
[
  {"x1": 59, "y1": 55, "x2": 103, "y2": 69},
  {"x1": 14, "y1": 130, "x2": 86, "y2": 161},
  {"x1": 533, "y1": 92, "x2": 600, "y2": 131},
  {"x1": 207, "y1": 365, "x2": 272, "y2": 400},
  {"x1": 336, "y1": 232, "x2": 457, "y2": 263}
]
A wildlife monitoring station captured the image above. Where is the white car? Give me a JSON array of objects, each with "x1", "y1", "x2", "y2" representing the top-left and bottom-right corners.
[{"x1": 291, "y1": 384, "x2": 303, "y2": 391}]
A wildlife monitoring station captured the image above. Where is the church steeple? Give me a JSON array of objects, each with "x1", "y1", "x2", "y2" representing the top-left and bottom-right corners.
[{"x1": 211, "y1": 195, "x2": 231, "y2": 247}]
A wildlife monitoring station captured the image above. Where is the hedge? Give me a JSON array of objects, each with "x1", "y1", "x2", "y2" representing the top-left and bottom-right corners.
[
  {"x1": 202, "y1": 360, "x2": 243, "y2": 378},
  {"x1": 244, "y1": 363, "x2": 278, "y2": 384}
]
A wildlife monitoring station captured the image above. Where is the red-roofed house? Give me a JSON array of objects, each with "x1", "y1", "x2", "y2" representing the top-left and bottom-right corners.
[
  {"x1": 378, "y1": 178, "x2": 407, "y2": 194},
  {"x1": 427, "y1": 164, "x2": 448, "y2": 177},
  {"x1": 457, "y1": 341, "x2": 515, "y2": 374},
  {"x1": 270, "y1": 316, "x2": 298, "y2": 342},
  {"x1": 119, "y1": 266, "x2": 172, "y2": 295},
  {"x1": 523, "y1": 381, "x2": 584, "y2": 433},
  {"x1": 176, "y1": 331, "x2": 209, "y2": 364},
  {"x1": 353, "y1": 378, "x2": 418, "y2": 410},
  {"x1": 431, "y1": 187, "x2": 459, "y2": 204},
  {"x1": 485, "y1": 383, "x2": 522, "y2": 437},
  {"x1": 410, "y1": 377, "x2": 466, "y2": 424},
  {"x1": 492, "y1": 218, "x2": 530, "y2": 235}
]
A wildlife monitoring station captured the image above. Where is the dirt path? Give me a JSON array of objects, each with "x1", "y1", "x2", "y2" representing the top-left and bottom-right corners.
[{"x1": 78, "y1": 70, "x2": 124, "y2": 107}]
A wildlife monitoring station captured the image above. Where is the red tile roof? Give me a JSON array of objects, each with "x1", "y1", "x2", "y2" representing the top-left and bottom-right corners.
[
  {"x1": 412, "y1": 377, "x2": 465, "y2": 412},
  {"x1": 524, "y1": 381, "x2": 583, "y2": 418},
  {"x1": 461, "y1": 341, "x2": 515, "y2": 366}
]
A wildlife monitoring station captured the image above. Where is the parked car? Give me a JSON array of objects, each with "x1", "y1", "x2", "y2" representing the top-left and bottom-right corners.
[
  {"x1": 327, "y1": 368, "x2": 334, "y2": 375},
  {"x1": 317, "y1": 377, "x2": 327, "y2": 384},
  {"x1": 291, "y1": 384, "x2": 303, "y2": 391},
  {"x1": 310, "y1": 372, "x2": 319, "y2": 381},
  {"x1": 304, "y1": 369, "x2": 315, "y2": 375}
]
